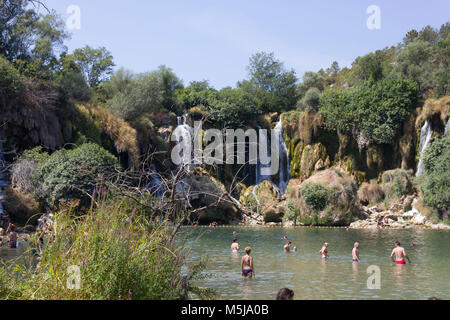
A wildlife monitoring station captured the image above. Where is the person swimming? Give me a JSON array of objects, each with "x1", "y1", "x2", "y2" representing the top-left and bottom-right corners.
[
  {"x1": 352, "y1": 242, "x2": 360, "y2": 262},
  {"x1": 319, "y1": 242, "x2": 329, "y2": 259},
  {"x1": 276, "y1": 288, "x2": 294, "y2": 300},
  {"x1": 284, "y1": 241, "x2": 292, "y2": 252},
  {"x1": 241, "y1": 247, "x2": 254, "y2": 279},
  {"x1": 231, "y1": 238, "x2": 240, "y2": 252},
  {"x1": 391, "y1": 241, "x2": 411, "y2": 264},
  {"x1": 292, "y1": 246, "x2": 297, "y2": 252}
]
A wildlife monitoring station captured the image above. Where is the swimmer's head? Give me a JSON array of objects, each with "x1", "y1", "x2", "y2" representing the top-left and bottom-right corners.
[
  {"x1": 233, "y1": 238, "x2": 238, "y2": 243},
  {"x1": 324, "y1": 242, "x2": 329, "y2": 247},
  {"x1": 245, "y1": 247, "x2": 252, "y2": 254},
  {"x1": 276, "y1": 288, "x2": 294, "y2": 300},
  {"x1": 288, "y1": 241, "x2": 292, "y2": 245},
  {"x1": 395, "y1": 241, "x2": 401, "y2": 247},
  {"x1": 354, "y1": 242, "x2": 359, "y2": 248}
]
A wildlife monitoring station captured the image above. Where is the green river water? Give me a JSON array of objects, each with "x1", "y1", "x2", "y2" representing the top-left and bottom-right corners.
[
  {"x1": 181, "y1": 226, "x2": 449, "y2": 300},
  {"x1": 1, "y1": 227, "x2": 448, "y2": 300}
]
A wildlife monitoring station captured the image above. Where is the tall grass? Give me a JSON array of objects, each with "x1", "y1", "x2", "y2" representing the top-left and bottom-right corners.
[{"x1": 0, "y1": 188, "x2": 214, "y2": 300}]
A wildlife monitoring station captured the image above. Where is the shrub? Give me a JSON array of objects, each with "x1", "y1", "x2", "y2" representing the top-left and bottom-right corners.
[
  {"x1": 35, "y1": 143, "x2": 118, "y2": 207},
  {"x1": 286, "y1": 201, "x2": 300, "y2": 225},
  {"x1": 382, "y1": 169, "x2": 414, "y2": 198},
  {"x1": 301, "y1": 183, "x2": 329, "y2": 211},
  {"x1": 11, "y1": 147, "x2": 49, "y2": 195},
  {"x1": 0, "y1": 194, "x2": 213, "y2": 300},
  {"x1": 420, "y1": 136, "x2": 450, "y2": 213},
  {"x1": 297, "y1": 87, "x2": 321, "y2": 112}
]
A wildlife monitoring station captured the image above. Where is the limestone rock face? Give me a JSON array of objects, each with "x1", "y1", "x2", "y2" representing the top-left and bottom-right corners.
[
  {"x1": 183, "y1": 168, "x2": 240, "y2": 225},
  {"x1": 285, "y1": 169, "x2": 361, "y2": 226}
]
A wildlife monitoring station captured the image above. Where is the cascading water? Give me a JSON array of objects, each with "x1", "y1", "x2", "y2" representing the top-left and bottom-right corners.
[
  {"x1": 416, "y1": 120, "x2": 433, "y2": 177},
  {"x1": 273, "y1": 119, "x2": 290, "y2": 195},
  {"x1": 173, "y1": 115, "x2": 194, "y2": 172},
  {"x1": 444, "y1": 119, "x2": 450, "y2": 137},
  {"x1": 147, "y1": 164, "x2": 165, "y2": 199},
  {"x1": 251, "y1": 119, "x2": 291, "y2": 209}
]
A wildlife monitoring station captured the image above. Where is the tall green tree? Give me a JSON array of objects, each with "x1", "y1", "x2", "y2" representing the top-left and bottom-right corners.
[
  {"x1": 239, "y1": 52, "x2": 298, "y2": 113},
  {"x1": 72, "y1": 46, "x2": 115, "y2": 87}
]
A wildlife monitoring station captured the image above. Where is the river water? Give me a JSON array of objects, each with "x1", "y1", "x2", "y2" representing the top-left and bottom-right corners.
[{"x1": 181, "y1": 226, "x2": 450, "y2": 300}]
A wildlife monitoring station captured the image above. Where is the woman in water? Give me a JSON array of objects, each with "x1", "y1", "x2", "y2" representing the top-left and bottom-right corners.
[
  {"x1": 241, "y1": 247, "x2": 254, "y2": 279},
  {"x1": 319, "y1": 242, "x2": 329, "y2": 259}
]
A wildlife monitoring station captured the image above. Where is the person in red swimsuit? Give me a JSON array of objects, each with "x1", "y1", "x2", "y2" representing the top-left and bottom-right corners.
[{"x1": 391, "y1": 241, "x2": 411, "y2": 264}]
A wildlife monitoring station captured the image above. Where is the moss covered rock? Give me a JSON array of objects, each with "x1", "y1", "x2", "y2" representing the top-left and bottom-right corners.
[{"x1": 285, "y1": 169, "x2": 361, "y2": 226}]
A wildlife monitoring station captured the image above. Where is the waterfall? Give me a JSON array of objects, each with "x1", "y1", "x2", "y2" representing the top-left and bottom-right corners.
[
  {"x1": 416, "y1": 120, "x2": 433, "y2": 177},
  {"x1": 147, "y1": 165, "x2": 165, "y2": 199},
  {"x1": 173, "y1": 115, "x2": 194, "y2": 171},
  {"x1": 273, "y1": 119, "x2": 290, "y2": 195},
  {"x1": 254, "y1": 125, "x2": 271, "y2": 185},
  {"x1": 444, "y1": 119, "x2": 450, "y2": 137},
  {"x1": 251, "y1": 119, "x2": 290, "y2": 197}
]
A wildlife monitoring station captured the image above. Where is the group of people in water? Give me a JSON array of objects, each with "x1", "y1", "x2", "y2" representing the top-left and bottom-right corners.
[{"x1": 231, "y1": 232, "x2": 413, "y2": 279}]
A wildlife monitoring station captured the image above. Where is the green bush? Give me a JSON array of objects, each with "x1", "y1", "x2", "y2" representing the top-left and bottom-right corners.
[
  {"x1": 35, "y1": 143, "x2": 119, "y2": 207},
  {"x1": 420, "y1": 137, "x2": 450, "y2": 213},
  {"x1": 0, "y1": 194, "x2": 213, "y2": 300},
  {"x1": 382, "y1": 169, "x2": 414, "y2": 198},
  {"x1": 286, "y1": 201, "x2": 300, "y2": 225},
  {"x1": 319, "y1": 78, "x2": 418, "y2": 145},
  {"x1": 301, "y1": 183, "x2": 329, "y2": 211}
]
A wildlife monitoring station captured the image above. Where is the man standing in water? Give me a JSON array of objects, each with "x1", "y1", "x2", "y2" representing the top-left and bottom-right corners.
[
  {"x1": 231, "y1": 238, "x2": 240, "y2": 252},
  {"x1": 319, "y1": 243, "x2": 329, "y2": 259},
  {"x1": 352, "y1": 242, "x2": 360, "y2": 262},
  {"x1": 391, "y1": 241, "x2": 411, "y2": 264},
  {"x1": 241, "y1": 247, "x2": 254, "y2": 278}
]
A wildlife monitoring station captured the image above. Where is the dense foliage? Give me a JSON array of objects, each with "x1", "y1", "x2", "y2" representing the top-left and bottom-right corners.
[
  {"x1": 420, "y1": 137, "x2": 450, "y2": 214},
  {"x1": 301, "y1": 183, "x2": 330, "y2": 211},
  {"x1": 0, "y1": 194, "x2": 212, "y2": 300},
  {"x1": 33, "y1": 143, "x2": 118, "y2": 207},
  {"x1": 319, "y1": 78, "x2": 419, "y2": 146}
]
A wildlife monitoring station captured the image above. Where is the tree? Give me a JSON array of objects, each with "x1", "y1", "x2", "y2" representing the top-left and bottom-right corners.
[
  {"x1": 351, "y1": 52, "x2": 383, "y2": 85},
  {"x1": 403, "y1": 29, "x2": 419, "y2": 46},
  {"x1": 326, "y1": 61, "x2": 340, "y2": 77},
  {"x1": 297, "y1": 87, "x2": 321, "y2": 112},
  {"x1": 297, "y1": 71, "x2": 324, "y2": 97},
  {"x1": 108, "y1": 72, "x2": 163, "y2": 121},
  {"x1": 155, "y1": 65, "x2": 184, "y2": 113},
  {"x1": 72, "y1": 46, "x2": 115, "y2": 87},
  {"x1": 239, "y1": 52, "x2": 298, "y2": 113},
  {"x1": 418, "y1": 25, "x2": 439, "y2": 44},
  {"x1": 0, "y1": 1, "x2": 68, "y2": 77},
  {"x1": 208, "y1": 87, "x2": 261, "y2": 128},
  {"x1": 319, "y1": 78, "x2": 418, "y2": 145}
]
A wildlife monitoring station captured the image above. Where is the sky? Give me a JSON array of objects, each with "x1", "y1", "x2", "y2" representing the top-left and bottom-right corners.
[{"x1": 42, "y1": 0, "x2": 450, "y2": 89}]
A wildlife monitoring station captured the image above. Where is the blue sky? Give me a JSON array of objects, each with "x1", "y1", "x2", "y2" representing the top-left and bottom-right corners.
[{"x1": 43, "y1": 0, "x2": 449, "y2": 89}]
